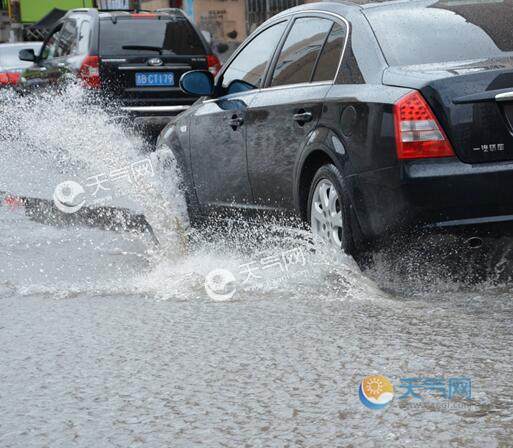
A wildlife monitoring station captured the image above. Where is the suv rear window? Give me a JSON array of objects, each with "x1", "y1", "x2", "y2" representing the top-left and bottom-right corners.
[
  {"x1": 366, "y1": 2, "x2": 513, "y2": 66},
  {"x1": 99, "y1": 17, "x2": 205, "y2": 56}
]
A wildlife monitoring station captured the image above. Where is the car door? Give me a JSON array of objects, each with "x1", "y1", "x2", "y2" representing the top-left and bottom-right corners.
[
  {"x1": 246, "y1": 15, "x2": 348, "y2": 209},
  {"x1": 189, "y1": 20, "x2": 288, "y2": 209}
]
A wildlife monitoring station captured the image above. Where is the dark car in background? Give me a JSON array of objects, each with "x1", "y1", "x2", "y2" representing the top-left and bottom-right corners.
[
  {"x1": 16, "y1": 8, "x2": 221, "y2": 129},
  {"x1": 159, "y1": 0, "x2": 513, "y2": 254},
  {"x1": 0, "y1": 42, "x2": 42, "y2": 87}
]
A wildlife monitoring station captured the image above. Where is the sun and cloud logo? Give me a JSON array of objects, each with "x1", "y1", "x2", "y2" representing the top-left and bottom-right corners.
[
  {"x1": 359, "y1": 375, "x2": 394, "y2": 410},
  {"x1": 204, "y1": 268, "x2": 237, "y2": 301},
  {"x1": 53, "y1": 180, "x2": 85, "y2": 214}
]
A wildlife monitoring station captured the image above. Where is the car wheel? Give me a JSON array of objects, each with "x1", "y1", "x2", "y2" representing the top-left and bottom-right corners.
[{"x1": 307, "y1": 164, "x2": 354, "y2": 254}]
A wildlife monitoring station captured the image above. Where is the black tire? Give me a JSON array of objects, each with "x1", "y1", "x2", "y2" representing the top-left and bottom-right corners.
[{"x1": 306, "y1": 164, "x2": 355, "y2": 254}]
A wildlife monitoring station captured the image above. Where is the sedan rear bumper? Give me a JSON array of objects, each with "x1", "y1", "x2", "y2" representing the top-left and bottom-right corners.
[{"x1": 350, "y1": 157, "x2": 513, "y2": 239}]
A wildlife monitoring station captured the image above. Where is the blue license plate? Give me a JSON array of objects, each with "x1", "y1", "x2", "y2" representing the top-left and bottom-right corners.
[{"x1": 135, "y1": 72, "x2": 174, "y2": 87}]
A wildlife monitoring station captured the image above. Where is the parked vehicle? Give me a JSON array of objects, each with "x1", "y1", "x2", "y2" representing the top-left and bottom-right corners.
[
  {"x1": 0, "y1": 42, "x2": 42, "y2": 87},
  {"x1": 158, "y1": 0, "x2": 513, "y2": 254},
  {"x1": 17, "y1": 8, "x2": 221, "y2": 129}
]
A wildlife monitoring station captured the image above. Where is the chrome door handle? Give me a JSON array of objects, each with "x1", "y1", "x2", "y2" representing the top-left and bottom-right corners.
[
  {"x1": 293, "y1": 111, "x2": 313, "y2": 123},
  {"x1": 228, "y1": 115, "x2": 244, "y2": 129}
]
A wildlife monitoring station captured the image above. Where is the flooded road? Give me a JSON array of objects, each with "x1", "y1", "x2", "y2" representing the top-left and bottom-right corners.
[{"x1": 1, "y1": 86, "x2": 512, "y2": 447}]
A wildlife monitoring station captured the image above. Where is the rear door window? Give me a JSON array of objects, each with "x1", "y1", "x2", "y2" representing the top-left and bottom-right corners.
[
  {"x1": 312, "y1": 22, "x2": 346, "y2": 82},
  {"x1": 270, "y1": 17, "x2": 333, "y2": 87},
  {"x1": 99, "y1": 18, "x2": 205, "y2": 56}
]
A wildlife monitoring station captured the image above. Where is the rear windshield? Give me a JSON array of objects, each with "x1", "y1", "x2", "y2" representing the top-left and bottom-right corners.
[
  {"x1": 99, "y1": 17, "x2": 205, "y2": 56},
  {"x1": 366, "y1": 1, "x2": 513, "y2": 66}
]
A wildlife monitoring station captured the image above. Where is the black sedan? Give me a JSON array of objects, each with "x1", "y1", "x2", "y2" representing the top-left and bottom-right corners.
[{"x1": 157, "y1": 0, "x2": 513, "y2": 254}]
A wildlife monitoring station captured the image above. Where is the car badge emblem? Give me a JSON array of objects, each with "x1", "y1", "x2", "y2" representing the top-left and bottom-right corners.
[{"x1": 147, "y1": 58, "x2": 163, "y2": 66}]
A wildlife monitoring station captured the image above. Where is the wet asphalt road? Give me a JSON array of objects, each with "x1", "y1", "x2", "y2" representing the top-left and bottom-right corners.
[{"x1": 1, "y1": 206, "x2": 513, "y2": 448}]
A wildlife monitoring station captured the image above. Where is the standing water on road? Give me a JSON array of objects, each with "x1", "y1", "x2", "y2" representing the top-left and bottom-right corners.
[{"x1": 0, "y1": 85, "x2": 512, "y2": 447}]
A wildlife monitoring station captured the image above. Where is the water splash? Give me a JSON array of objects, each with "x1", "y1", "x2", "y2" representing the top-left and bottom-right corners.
[
  {"x1": 0, "y1": 82, "x2": 188, "y2": 255},
  {"x1": 0, "y1": 82, "x2": 388, "y2": 302}
]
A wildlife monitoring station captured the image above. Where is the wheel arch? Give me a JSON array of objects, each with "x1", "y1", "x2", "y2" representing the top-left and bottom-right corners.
[
  {"x1": 294, "y1": 127, "x2": 347, "y2": 221},
  {"x1": 294, "y1": 127, "x2": 365, "y2": 245}
]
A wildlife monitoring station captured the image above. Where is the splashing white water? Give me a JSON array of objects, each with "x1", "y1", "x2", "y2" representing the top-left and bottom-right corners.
[{"x1": 0, "y1": 82, "x2": 188, "y2": 253}]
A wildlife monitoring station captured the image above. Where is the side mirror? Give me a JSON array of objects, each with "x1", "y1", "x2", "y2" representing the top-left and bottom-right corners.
[
  {"x1": 227, "y1": 79, "x2": 255, "y2": 94},
  {"x1": 179, "y1": 70, "x2": 214, "y2": 96},
  {"x1": 18, "y1": 48, "x2": 36, "y2": 62}
]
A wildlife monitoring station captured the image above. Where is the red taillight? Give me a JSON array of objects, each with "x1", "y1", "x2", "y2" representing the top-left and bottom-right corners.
[
  {"x1": 394, "y1": 91, "x2": 454, "y2": 159},
  {"x1": 0, "y1": 71, "x2": 20, "y2": 86},
  {"x1": 207, "y1": 54, "x2": 221, "y2": 76},
  {"x1": 79, "y1": 55, "x2": 101, "y2": 89},
  {"x1": 8, "y1": 72, "x2": 20, "y2": 84}
]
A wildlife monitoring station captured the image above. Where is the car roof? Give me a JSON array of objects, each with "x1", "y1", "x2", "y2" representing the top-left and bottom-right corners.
[
  {"x1": 274, "y1": 0, "x2": 448, "y2": 14},
  {"x1": 65, "y1": 7, "x2": 187, "y2": 19},
  {"x1": 355, "y1": 0, "x2": 444, "y2": 9}
]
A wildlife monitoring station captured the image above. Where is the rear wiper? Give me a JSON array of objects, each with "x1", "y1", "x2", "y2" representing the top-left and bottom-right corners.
[{"x1": 122, "y1": 45, "x2": 174, "y2": 55}]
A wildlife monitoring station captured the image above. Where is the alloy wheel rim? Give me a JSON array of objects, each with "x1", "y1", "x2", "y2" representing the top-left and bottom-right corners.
[{"x1": 311, "y1": 179, "x2": 344, "y2": 249}]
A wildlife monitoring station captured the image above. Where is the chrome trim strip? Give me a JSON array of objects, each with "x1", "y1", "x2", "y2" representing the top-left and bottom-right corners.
[
  {"x1": 259, "y1": 80, "x2": 333, "y2": 93},
  {"x1": 120, "y1": 105, "x2": 190, "y2": 113},
  {"x1": 495, "y1": 92, "x2": 513, "y2": 102},
  {"x1": 202, "y1": 93, "x2": 252, "y2": 104},
  {"x1": 201, "y1": 81, "x2": 333, "y2": 104},
  {"x1": 118, "y1": 65, "x2": 192, "y2": 71},
  {"x1": 124, "y1": 87, "x2": 181, "y2": 92},
  {"x1": 431, "y1": 214, "x2": 513, "y2": 228}
]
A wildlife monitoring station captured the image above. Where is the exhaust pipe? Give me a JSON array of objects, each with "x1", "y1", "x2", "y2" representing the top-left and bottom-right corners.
[{"x1": 465, "y1": 236, "x2": 483, "y2": 250}]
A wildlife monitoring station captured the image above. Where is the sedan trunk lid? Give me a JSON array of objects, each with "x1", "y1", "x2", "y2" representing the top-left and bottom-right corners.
[{"x1": 383, "y1": 58, "x2": 513, "y2": 164}]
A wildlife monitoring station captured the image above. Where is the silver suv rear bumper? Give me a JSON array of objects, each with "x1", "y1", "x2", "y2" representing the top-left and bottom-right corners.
[{"x1": 120, "y1": 105, "x2": 190, "y2": 131}]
